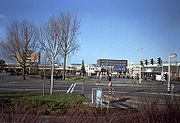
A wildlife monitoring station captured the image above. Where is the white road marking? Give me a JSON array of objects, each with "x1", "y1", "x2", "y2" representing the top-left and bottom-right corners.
[
  {"x1": 70, "y1": 83, "x2": 76, "y2": 93},
  {"x1": 105, "y1": 91, "x2": 180, "y2": 96},
  {"x1": 66, "y1": 83, "x2": 77, "y2": 93},
  {"x1": 66, "y1": 84, "x2": 74, "y2": 93}
]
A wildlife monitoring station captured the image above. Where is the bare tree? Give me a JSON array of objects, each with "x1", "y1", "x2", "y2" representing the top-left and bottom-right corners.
[
  {"x1": 0, "y1": 59, "x2": 6, "y2": 72},
  {"x1": 0, "y1": 20, "x2": 39, "y2": 80},
  {"x1": 39, "y1": 13, "x2": 80, "y2": 93},
  {"x1": 59, "y1": 13, "x2": 80, "y2": 80},
  {"x1": 39, "y1": 17, "x2": 61, "y2": 94}
]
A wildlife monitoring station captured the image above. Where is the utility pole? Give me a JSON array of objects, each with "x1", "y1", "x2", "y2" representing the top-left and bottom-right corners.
[
  {"x1": 168, "y1": 53, "x2": 177, "y2": 93},
  {"x1": 176, "y1": 62, "x2": 179, "y2": 78},
  {"x1": 168, "y1": 56, "x2": 171, "y2": 93},
  {"x1": 161, "y1": 64, "x2": 163, "y2": 76}
]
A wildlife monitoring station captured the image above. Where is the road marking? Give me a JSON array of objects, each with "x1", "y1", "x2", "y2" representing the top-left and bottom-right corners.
[
  {"x1": 106, "y1": 91, "x2": 180, "y2": 96},
  {"x1": 95, "y1": 83, "x2": 143, "y2": 87},
  {"x1": 70, "y1": 83, "x2": 76, "y2": 93},
  {"x1": 66, "y1": 84, "x2": 74, "y2": 93},
  {"x1": 0, "y1": 87, "x2": 69, "y2": 92},
  {"x1": 66, "y1": 83, "x2": 77, "y2": 93},
  {"x1": 142, "y1": 92, "x2": 180, "y2": 97},
  {"x1": 0, "y1": 88, "x2": 42, "y2": 91}
]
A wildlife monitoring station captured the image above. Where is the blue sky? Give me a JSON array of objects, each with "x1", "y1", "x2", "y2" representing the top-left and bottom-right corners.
[{"x1": 0, "y1": 0, "x2": 180, "y2": 64}]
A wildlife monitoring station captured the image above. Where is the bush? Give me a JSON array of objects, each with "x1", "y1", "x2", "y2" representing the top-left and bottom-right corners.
[
  {"x1": 0, "y1": 92, "x2": 180, "y2": 123},
  {"x1": 176, "y1": 77, "x2": 180, "y2": 82},
  {"x1": 0, "y1": 92, "x2": 89, "y2": 115}
]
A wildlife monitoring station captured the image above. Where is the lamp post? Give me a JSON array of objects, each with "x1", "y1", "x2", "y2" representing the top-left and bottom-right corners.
[
  {"x1": 176, "y1": 62, "x2": 179, "y2": 78},
  {"x1": 168, "y1": 53, "x2": 177, "y2": 93}
]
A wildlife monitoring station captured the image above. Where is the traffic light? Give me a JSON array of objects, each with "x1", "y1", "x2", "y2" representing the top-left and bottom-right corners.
[
  {"x1": 140, "y1": 60, "x2": 143, "y2": 66},
  {"x1": 145, "y1": 59, "x2": 148, "y2": 65},
  {"x1": 157, "y1": 57, "x2": 162, "y2": 65},
  {"x1": 150, "y1": 58, "x2": 154, "y2": 65},
  {"x1": 163, "y1": 73, "x2": 167, "y2": 81}
]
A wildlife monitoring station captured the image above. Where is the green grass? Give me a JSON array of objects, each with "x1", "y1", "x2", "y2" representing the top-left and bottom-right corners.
[
  {"x1": 0, "y1": 92, "x2": 89, "y2": 115},
  {"x1": 66, "y1": 75, "x2": 87, "y2": 81}
]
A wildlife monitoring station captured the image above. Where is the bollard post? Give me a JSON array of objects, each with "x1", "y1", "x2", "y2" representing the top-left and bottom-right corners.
[
  {"x1": 167, "y1": 83, "x2": 170, "y2": 93},
  {"x1": 108, "y1": 81, "x2": 112, "y2": 95},
  {"x1": 171, "y1": 84, "x2": 175, "y2": 102},
  {"x1": 112, "y1": 88, "x2": 115, "y2": 97},
  {"x1": 43, "y1": 82, "x2": 45, "y2": 96},
  {"x1": 108, "y1": 88, "x2": 112, "y2": 95}
]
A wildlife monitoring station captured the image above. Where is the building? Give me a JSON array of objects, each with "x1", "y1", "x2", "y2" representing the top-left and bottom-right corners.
[
  {"x1": 128, "y1": 61, "x2": 180, "y2": 81},
  {"x1": 97, "y1": 59, "x2": 128, "y2": 75},
  {"x1": 97, "y1": 59, "x2": 127, "y2": 67},
  {"x1": 70, "y1": 64, "x2": 100, "y2": 76}
]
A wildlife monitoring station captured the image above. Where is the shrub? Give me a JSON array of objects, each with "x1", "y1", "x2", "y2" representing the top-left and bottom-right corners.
[
  {"x1": 0, "y1": 92, "x2": 89, "y2": 115},
  {"x1": 0, "y1": 92, "x2": 180, "y2": 123},
  {"x1": 176, "y1": 77, "x2": 180, "y2": 82}
]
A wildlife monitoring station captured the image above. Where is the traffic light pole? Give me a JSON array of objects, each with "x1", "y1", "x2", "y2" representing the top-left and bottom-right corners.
[
  {"x1": 161, "y1": 64, "x2": 163, "y2": 76},
  {"x1": 138, "y1": 48, "x2": 143, "y2": 85},
  {"x1": 139, "y1": 65, "x2": 142, "y2": 84},
  {"x1": 167, "y1": 53, "x2": 177, "y2": 93},
  {"x1": 168, "y1": 56, "x2": 171, "y2": 93}
]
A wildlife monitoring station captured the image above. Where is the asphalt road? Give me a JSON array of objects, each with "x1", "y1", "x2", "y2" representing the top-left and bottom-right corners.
[{"x1": 0, "y1": 76, "x2": 180, "y2": 103}]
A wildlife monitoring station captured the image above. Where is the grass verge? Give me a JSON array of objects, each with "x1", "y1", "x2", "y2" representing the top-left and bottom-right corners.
[
  {"x1": 66, "y1": 75, "x2": 87, "y2": 82},
  {"x1": 0, "y1": 92, "x2": 89, "y2": 115}
]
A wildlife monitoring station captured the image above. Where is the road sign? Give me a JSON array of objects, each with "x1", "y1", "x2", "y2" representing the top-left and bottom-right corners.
[
  {"x1": 92, "y1": 88, "x2": 102, "y2": 106},
  {"x1": 113, "y1": 65, "x2": 126, "y2": 70},
  {"x1": 169, "y1": 53, "x2": 177, "y2": 58},
  {"x1": 171, "y1": 84, "x2": 175, "y2": 90}
]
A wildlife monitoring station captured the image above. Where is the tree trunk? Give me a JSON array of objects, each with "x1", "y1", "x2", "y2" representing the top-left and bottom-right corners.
[
  {"x1": 50, "y1": 58, "x2": 54, "y2": 94},
  {"x1": 63, "y1": 55, "x2": 67, "y2": 80},
  {"x1": 23, "y1": 66, "x2": 26, "y2": 80}
]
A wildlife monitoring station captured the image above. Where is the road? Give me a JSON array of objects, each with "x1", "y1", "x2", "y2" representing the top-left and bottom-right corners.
[{"x1": 0, "y1": 76, "x2": 180, "y2": 103}]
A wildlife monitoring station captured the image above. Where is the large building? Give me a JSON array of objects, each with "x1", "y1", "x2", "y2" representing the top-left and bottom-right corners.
[
  {"x1": 97, "y1": 59, "x2": 128, "y2": 67},
  {"x1": 97, "y1": 59, "x2": 128, "y2": 75}
]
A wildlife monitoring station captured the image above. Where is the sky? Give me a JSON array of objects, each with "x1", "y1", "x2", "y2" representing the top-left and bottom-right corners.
[{"x1": 0, "y1": 0, "x2": 180, "y2": 64}]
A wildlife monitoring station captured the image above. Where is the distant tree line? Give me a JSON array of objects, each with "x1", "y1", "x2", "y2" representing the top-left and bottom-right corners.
[{"x1": 0, "y1": 12, "x2": 80, "y2": 94}]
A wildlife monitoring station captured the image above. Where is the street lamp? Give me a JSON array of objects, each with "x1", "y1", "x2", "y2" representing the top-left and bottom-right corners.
[{"x1": 168, "y1": 53, "x2": 177, "y2": 93}]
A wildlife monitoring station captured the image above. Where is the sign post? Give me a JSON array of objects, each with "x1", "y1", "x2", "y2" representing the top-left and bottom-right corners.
[
  {"x1": 92, "y1": 88, "x2": 102, "y2": 106},
  {"x1": 168, "y1": 53, "x2": 177, "y2": 93},
  {"x1": 171, "y1": 84, "x2": 175, "y2": 102}
]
